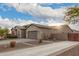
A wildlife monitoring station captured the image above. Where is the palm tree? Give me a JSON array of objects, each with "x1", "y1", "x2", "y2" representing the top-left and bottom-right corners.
[{"x1": 65, "y1": 7, "x2": 79, "y2": 24}]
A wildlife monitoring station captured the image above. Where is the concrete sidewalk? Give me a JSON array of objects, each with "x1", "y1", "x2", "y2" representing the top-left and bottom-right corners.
[{"x1": 0, "y1": 41, "x2": 79, "y2": 56}]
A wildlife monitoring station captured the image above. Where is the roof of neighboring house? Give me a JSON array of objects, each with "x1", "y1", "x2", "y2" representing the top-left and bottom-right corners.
[
  {"x1": 16, "y1": 26, "x2": 26, "y2": 30},
  {"x1": 11, "y1": 26, "x2": 26, "y2": 30}
]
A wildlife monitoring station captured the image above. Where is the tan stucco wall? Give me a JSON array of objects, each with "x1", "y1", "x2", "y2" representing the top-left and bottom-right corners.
[
  {"x1": 50, "y1": 26, "x2": 72, "y2": 41},
  {"x1": 16, "y1": 29, "x2": 22, "y2": 38},
  {"x1": 40, "y1": 29, "x2": 52, "y2": 40},
  {"x1": 52, "y1": 33, "x2": 68, "y2": 41},
  {"x1": 20, "y1": 29, "x2": 26, "y2": 38}
]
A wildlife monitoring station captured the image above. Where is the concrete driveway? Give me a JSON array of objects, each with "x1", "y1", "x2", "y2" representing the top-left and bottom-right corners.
[{"x1": 0, "y1": 41, "x2": 79, "y2": 56}]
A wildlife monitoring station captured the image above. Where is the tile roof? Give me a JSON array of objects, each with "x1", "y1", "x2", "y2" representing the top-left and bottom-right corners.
[
  {"x1": 12, "y1": 23, "x2": 73, "y2": 32},
  {"x1": 30, "y1": 24, "x2": 52, "y2": 30}
]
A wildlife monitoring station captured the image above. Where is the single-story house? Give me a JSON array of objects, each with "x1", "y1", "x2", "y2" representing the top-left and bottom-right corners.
[
  {"x1": 11, "y1": 23, "x2": 79, "y2": 41},
  {"x1": 11, "y1": 24, "x2": 52, "y2": 39}
]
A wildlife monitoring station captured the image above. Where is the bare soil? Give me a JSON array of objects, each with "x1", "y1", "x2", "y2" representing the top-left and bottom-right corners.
[
  {"x1": 0, "y1": 43, "x2": 32, "y2": 53},
  {"x1": 0, "y1": 40, "x2": 53, "y2": 53}
]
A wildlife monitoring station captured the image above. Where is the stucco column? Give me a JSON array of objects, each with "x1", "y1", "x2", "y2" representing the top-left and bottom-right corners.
[
  {"x1": 26, "y1": 30, "x2": 28, "y2": 39},
  {"x1": 20, "y1": 30, "x2": 22, "y2": 38}
]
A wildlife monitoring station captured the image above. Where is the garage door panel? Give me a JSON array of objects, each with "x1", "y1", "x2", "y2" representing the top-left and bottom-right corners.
[{"x1": 28, "y1": 31, "x2": 38, "y2": 39}]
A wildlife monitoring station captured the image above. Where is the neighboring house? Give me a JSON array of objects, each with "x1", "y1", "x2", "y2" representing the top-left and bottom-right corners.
[
  {"x1": 11, "y1": 26, "x2": 26, "y2": 38},
  {"x1": 11, "y1": 23, "x2": 73, "y2": 40}
]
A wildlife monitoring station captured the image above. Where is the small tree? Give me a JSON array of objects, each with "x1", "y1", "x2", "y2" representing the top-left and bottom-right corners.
[
  {"x1": 64, "y1": 6, "x2": 79, "y2": 24},
  {"x1": 0, "y1": 27, "x2": 9, "y2": 39}
]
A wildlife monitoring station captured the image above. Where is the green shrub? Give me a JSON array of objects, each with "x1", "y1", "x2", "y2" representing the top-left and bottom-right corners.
[{"x1": 7, "y1": 34, "x2": 17, "y2": 39}]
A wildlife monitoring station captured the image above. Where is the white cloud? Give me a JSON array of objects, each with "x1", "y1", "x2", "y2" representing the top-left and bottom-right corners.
[
  {"x1": 0, "y1": 16, "x2": 50, "y2": 29},
  {"x1": 0, "y1": 17, "x2": 39, "y2": 29},
  {"x1": 7, "y1": 3, "x2": 67, "y2": 30},
  {"x1": 8, "y1": 3, "x2": 66, "y2": 20},
  {"x1": 6, "y1": 3, "x2": 66, "y2": 26}
]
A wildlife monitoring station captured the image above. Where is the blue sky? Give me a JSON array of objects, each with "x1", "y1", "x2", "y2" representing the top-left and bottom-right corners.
[
  {"x1": 0, "y1": 3, "x2": 33, "y2": 20},
  {"x1": 0, "y1": 3, "x2": 79, "y2": 21},
  {"x1": 0, "y1": 3, "x2": 79, "y2": 30}
]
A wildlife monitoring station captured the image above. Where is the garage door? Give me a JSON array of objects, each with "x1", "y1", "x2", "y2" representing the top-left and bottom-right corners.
[{"x1": 28, "y1": 31, "x2": 38, "y2": 39}]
